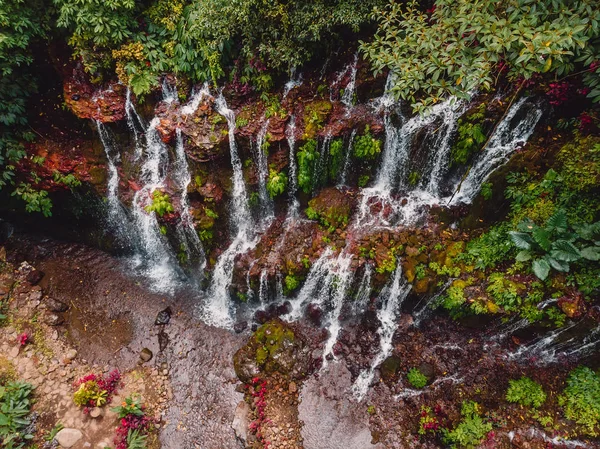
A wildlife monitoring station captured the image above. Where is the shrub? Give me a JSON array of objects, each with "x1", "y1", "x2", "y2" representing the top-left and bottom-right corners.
[
  {"x1": 0, "y1": 381, "x2": 35, "y2": 449},
  {"x1": 144, "y1": 190, "x2": 174, "y2": 217},
  {"x1": 73, "y1": 370, "x2": 121, "y2": 409},
  {"x1": 506, "y1": 377, "x2": 546, "y2": 408},
  {"x1": 283, "y1": 274, "x2": 300, "y2": 295},
  {"x1": 442, "y1": 401, "x2": 492, "y2": 448},
  {"x1": 353, "y1": 126, "x2": 381, "y2": 160},
  {"x1": 558, "y1": 367, "x2": 600, "y2": 436},
  {"x1": 266, "y1": 169, "x2": 287, "y2": 198},
  {"x1": 328, "y1": 138, "x2": 344, "y2": 181},
  {"x1": 407, "y1": 367, "x2": 428, "y2": 389},
  {"x1": 297, "y1": 139, "x2": 318, "y2": 194}
]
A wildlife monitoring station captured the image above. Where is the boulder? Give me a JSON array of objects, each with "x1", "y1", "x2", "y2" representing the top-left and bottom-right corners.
[
  {"x1": 155, "y1": 307, "x2": 172, "y2": 325},
  {"x1": 56, "y1": 428, "x2": 83, "y2": 448},
  {"x1": 44, "y1": 312, "x2": 64, "y2": 326},
  {"x1": 231, "y1": 401, "x2": 250, "y2": 443},
  {"x1": 45, "y1": 298, "x2": 69, "y2": 313}
]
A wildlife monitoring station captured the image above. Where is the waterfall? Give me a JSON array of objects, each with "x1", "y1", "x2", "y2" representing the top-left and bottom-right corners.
[
  {"x1": 96, "y1": 121, "x2": 133, "y2": 242},
  {"x1": 352, "y1": 266, "x2": 411, "y2": 400},
  {"x1": 130, "y1": 117, "x2": 182, "y2": 292},
  {"x1": 283, "y1": 70, "x2": 303, "y2": 98},
  {"x1": 314, "y1": 133, "x2": 332, "y2": 191},
  {"x1": 338, "y1": 129, "x2": 356, "y2": 187},
  {"x1": 352, "y1": 264, "x2": 372, "y2": 314},
  {"x1": 173, "y1": 129, "x2": 206, "y2": 271},
  {"x1": 341, "y1": 53, "x2": 358, "y2": 111},
  {"x1": 202, "y1": 93, "x2": 256, "y2": 328},
  {"x1": 254, "y1": 119, "x2": 274, "y2": 227},
  {"x1": 161, "y1": 79, "x2": 178, "y2": 104},
  {"x1": 450, "y1": 97, "x2": 543, "y2": 205},
  {"x1": 124, "y1": 88, "x2": 145, "y2": 158},
  {"x1": 181, "y1": 83, "x2": 211, "y2": 116},
  {"x1": 258, "y1": 269, "x2": 269, "y2": 304},
  {"x1": 286, "y1": 115, "x2": 300, "y2": 219}
]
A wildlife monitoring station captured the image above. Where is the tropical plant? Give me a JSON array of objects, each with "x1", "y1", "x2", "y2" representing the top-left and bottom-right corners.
[
  {"x1": 0, "y1": 381, "x2": 35, "y2": 449},
  {"x1": 144, "y1": 190, "x2": 174, "y2": 217},
  {"x1": 111, "y1": 396, "x2": 145, "y2": 419},
  {"x1": 328, "y1": 138, "x2": 344, "y2": 181},
  {"x1": 509, "y1": 210, "x2": 600, "y2": 280},
  {"x1": 506, "y1": 377, "x2": 546, "y2": 408},
  {"x1": 297, "y1": 139, "x2": 318, "y2": 194},
  {"x1": 442, "y1": 401, "x2": 492, "y2": 448},
  {"x1": 407, "y1": 368, "x2": 428, "y2": 389},
  {"x1": 558, "y1": 366, "x2": 600, "y2": 436},
  {"x1": 353, "y1": 126, "x2": 381, "y2": 160},
  {"x1": 266, "y1": 169, "x2": 287, "y2": 199},
  {"x1": 362, "y1": 0, "x2": 600, "y2": 111}
]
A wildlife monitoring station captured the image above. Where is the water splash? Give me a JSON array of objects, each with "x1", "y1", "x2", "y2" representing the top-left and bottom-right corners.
[
  {"x1": 352, "y1": 266, "x2": 411, "y2": 400},
  {"x1": 283, "y1": 70, "x2": 303, "y2": 98},
  {"x1": 352, "y1": 263, "x2": 372, "y2": 314},
  {"x1": 162, "y1": 78, "x2": 178, "y2": 104}
]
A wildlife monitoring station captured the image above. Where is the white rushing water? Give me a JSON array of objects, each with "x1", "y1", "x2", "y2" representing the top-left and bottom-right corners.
[
  {"x1": 254, "y1": 119, "x2": 274, "y2": 227},
  {"x1": 124, "y1": 87, "x2": 145, "y2": 158},
  {"x1": 352, "y1": 266, "x2": 411, "y2": 400},
  {"x1": 130, "y1": 116, "x2": 182, "y2": 292},
  {"x1": 286, "y1": 115, "x2": 300, "y2": 220},
  {"x1": 181, "y1": 83, "x2": 211, "y2": 116},
  {"x1": 202, "y1": 92, "x2": 256, "y2": 328},
  {"x1": 341, "y1": 53, "x2": 359, "y2": 111},
  {"x1": 338, "y1": 129, "x2": 356, "y2": 187}
]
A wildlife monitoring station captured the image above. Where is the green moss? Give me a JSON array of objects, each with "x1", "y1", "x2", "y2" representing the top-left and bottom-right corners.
[
  {"x1": 253, "y1": 321, "x2": 295, "y2": 370},
  {"x1": 303, "y1": 101, "x2": 332, "y2": 138},
  {"x1": 407, "y1": 367, "x2": 428, "y2": 388}
]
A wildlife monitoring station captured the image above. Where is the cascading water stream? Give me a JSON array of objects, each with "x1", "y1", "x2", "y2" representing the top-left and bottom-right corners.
[
  {"x1": 130, "y1": 116, "x2": 182, "y2": 292},
  {"x1": 125, "y1": 88, "x2": 145, "y2": 158},
  {"x1": 338, "y1": 129, "x2": 356, "y2": 187},
  {"x1": 285, "y1": 115, "x2": 300, "y2": 220},
  {"x1": 341, "y1": 53, "x2": 358, "y2": 111},
  {"x1": 449, "y1": 97, "x2": 543, "y2": 205},
  {"x1": 352, "y1": 266, "x2": 411, "y2": 400},
  {"x1": 173, "y1": 129, "x2": 206, "y2": 271},
  {"x1": 254, "y1": 119, "x2": 274, "y2": 227},
  {"x1": 202, "y1": 93, "x2": 256, "y2": 328},
  {"x1": 181, "y1": 83, "x2": 210, "y2": 116}
]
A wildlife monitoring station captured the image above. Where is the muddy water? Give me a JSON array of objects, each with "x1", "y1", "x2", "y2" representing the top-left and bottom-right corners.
[{"x1": 6, "y1": 234, "x2": 245, "y2": 449}]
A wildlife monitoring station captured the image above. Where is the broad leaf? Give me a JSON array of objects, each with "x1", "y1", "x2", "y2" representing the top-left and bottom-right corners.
[
  {"x1": 532, "y1": 259, "x2": 551, "y2": 280},
  {"x1": 580, "y1": 246, "x2": 600, "y2": 261},
  {"x1": 546, "y1": 256, "x2": 570, "y2": 272},
  {"x1": 509, "y1": 231, "x2": 533, "y2": 250},
  {"x1": 516, "y1": 250, "x2": 532, "y2": 262},
  {"x1": 532, "y1": 228, "x2": 552, "y2": 251},
  {"x1": 546, "y1": 209, "x2": 568, "y2": 233},
  {"x1": 550, "y1": 240, "x2": 581, "y2": 262}
]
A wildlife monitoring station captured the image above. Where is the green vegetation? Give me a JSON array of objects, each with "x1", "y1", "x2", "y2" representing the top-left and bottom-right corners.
[
  {"x1": 0, "y1": 381, "x2": 35, "y2": 449},
  {"x1": 266, "y1": 169, "x2": 287, "y2": 199},
  {"x1": 558, "y1": 366, "x2": 600, "y2": 436},
  {"x1": 328, "y1": 138, "x2": 344, "y2": 181},
  {"x1": 509, "y1": 210, "x2": 600, "y2": 280},
  {"x1": 297, "y1": 140, "x2": 318, "y2": 194},
  {"x1": 451, "y1": 105, "x2": 487, "y2": 165},
  {"x1": 362, "y1": 0, "x2": 600, "y2": 111},
  {"x1": 407, "y1": 367, "x2": 428, "y2": 389},
  {"x1": 111, "y1": 396, "x2": 144, "y2": 418},
  {"x1": 442, "y1": 401, "x2": 492, "y2": 448},
  {"x1": 353, "y1": 126, "x2": 381, "y2": 160},
  {"x1": 505, "y1": 377, "x2": 546, "y2": 409},
  {"x1": 73, "y1": 381, "x2": 108, "y2": 407},
  {"x1": 144, "y1": 190, "x2": 174, "y2": 217},
  {"x1": 283, "y1": 274, "x2": 300, "y2": 295}
]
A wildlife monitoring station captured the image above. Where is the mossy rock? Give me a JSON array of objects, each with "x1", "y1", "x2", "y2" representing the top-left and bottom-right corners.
[
  {"x1": 306, "y1": 188, "x2": 352, "y2": 230},
  {"x1": 380, "y1": 356, "x2": 401, "y2": 381},
  {"x1": 233, "y1": 319, "x2": 310, "y2": 382},
  {"x1": 303, "y1": 100, "x2": 333, "y2": 138}
]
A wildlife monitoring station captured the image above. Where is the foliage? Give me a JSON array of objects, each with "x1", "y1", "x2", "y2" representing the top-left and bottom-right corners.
[
  {"x1": 144, "y1": 190, "x2": 174, "y2": 217},
  {"x1": 111, "y1": 396, "x2": 145, "y2": 419},
  {"x1": 353, "y1": 126, "x2": 381, "y2": 160},
  {"x1": 266, "y1": 169, "x2": 287, "y2": 199},
  {"x1": 558, "y1": 366, "x2": 600, "y2": 436},
  {"x1": 11, "y1": 183, "x2": 52, "y2": 217},
  {"x1": 283, "y1": 274, "x2": 300, "y2": 295},
  {"x1": 407, "y1": 368, "x2": 428, "y2": 389},
  {"x1": 328, "y1": 138, "x2": 344, "y2": 181},
  {"x1": 509, "y1": 210, "x2": 600, "y2": 280},
  {"x1": 297, "y1": 139, "x2": 318, "y2": 194},
  {"x1": 442, "y1": 401, "x2": 492, "y2": 449},
  {"x1": 73, "y1": 381, "x2": 108, "y2": 407},
  {"x1": 362, "y1": 0, "x2": 600, "y2": 111},
  {"x1": 0, "y1": 381, "x2": 34, "y2": 449},
  {"x1": 506, "y1": 377, "x2": 546, "y2": 408},
  {"x1": 451, "y1": 122, "x2": 486, "y2": 166},
  {"x1": 125, "y1": 429, "x2": 147, "y2": 449},
  {"x1": 53, "y1": 171, "x2": 82, "y2": 190},
  {"x1": 45, "y1": 422, "x2": 64, "y2": 442}
]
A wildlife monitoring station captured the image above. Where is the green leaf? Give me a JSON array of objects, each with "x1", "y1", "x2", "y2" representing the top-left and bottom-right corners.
[
  {"x1": 546, "y1": 209, "x2": 568, "y2": 233},
  {"x1": 532, "y1": 259, "x2": 551, "y2": 280},
  {"x1": 546, "y1": 256, "x2": 570, "y2": 272},
  {"x1": 516, "y1": 250, "x2": 532, "y2": 262},
  {"x1": 509, "y1": 231, "x2": 533, "y2": 250},
  {"x1": 580, "y1": 246, "x2": 600, "y2": 261},
  {"x1": 550, "y1": 240, "x2": 581, "y2": 262},
  {"x1": 532, "y1": 228, "x2": 552, "y2": 251}
]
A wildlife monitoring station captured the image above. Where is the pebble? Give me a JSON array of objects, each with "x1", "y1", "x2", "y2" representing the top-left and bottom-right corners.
[
  {"x1": 90, "y1": 407, "x2": 103, "y2": 418},
  {"x1": 140, "y1": 348, "x2": 153, "y2": 363}
]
